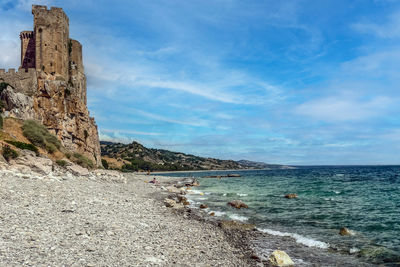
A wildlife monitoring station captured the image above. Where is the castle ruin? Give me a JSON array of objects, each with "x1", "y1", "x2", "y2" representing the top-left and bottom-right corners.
[{"x1": 0, "y1": 5, "x2": 101, "y2": 166}]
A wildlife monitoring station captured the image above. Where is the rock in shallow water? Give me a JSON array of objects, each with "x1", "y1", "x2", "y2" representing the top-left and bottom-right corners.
[
  {"x1": 339, "y1": 227, "x2": 353, "y2": 236},
  {"x1": 227, "y1": 200, "x2": 248, "y2": 209}
]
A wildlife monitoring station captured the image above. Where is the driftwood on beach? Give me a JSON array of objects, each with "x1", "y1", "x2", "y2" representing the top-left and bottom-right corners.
[{"x1": 203, "y1": 174, "x2": 241, "y2": 178}]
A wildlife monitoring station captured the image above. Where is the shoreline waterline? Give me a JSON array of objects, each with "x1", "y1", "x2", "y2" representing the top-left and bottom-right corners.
[{"x1": 158, "y1": 166, "x2": 400, "y2": 266}]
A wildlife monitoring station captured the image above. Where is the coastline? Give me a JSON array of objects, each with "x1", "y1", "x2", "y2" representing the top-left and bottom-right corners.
[
  {"x1": 0, "y1": 164, "x2": 377, "y2": 266},
  {"x1": 151, "y1": 168, "x2": 289, "y2": 175}
]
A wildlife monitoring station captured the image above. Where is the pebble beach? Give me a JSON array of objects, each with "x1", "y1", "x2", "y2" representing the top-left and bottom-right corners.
[{"x1": 0, "y1": 165, "x2": 257, "y2": 266}]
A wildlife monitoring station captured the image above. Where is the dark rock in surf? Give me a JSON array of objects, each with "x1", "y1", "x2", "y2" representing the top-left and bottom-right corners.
[
  {"x1": 228, "y1": 200, "x2": 248, "y2": 209},
  {"x1": 339, "y1": 227, "x2": 352, "y2": 236}
]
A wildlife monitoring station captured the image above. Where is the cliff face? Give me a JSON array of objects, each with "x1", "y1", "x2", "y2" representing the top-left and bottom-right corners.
[{"x1": 0, "y1": 5, "x2": 101, "y2": 166}]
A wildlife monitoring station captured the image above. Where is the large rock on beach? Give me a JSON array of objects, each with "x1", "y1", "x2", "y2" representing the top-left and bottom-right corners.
[
  {"x1": 228, "y1": 200, "x2": 249, "y2": 209},
  {"x1": 163, "y1": 198, "x2": 184, "y2": 210},
  {"x1": 268, "y1": 250, "x2": 295, "y2": 266},
  {"x1": 67, "y1": 164, "x2": 90, "y2": 176},
  {"x1": 166, "y1": 186, "x2": 185, "y2": 195},
  {"x1": 219, "y1": 220, "x2": 255, "y2": 231},
  {"x1": 10, "y1": 150, "x2": 53, "y2": 175},
  {"x1": 164, "y1": 198, "x2": 176, "y2": 208},
  {"x1": 177, "y1": 194, "x2": 187, "y2": 203},
  {"x1": 200, "y1": 204, "x2": 208, "y2": 209}
]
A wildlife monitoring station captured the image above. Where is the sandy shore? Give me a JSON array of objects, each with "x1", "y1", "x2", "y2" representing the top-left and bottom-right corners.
[{"x1": 0, "y1": 168, "x2": 257, "y2": 266}]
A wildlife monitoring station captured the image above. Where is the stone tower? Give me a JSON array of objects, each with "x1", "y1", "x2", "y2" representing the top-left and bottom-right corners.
[
  {"x1": 20, "y1": 31, "x2": 35, "y2": 69},
  {"x1": 32, "y1": 5, "x2": 70, "y2": 79}
]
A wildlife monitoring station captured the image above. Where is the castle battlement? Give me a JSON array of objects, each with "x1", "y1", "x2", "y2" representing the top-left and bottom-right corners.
[
  {"x1": 32, "y1": 5, "x2": 69, "y2": 23},
  {"x1": 0, "y1": 67, "x2": 36, "y2": 75},
  {"x1": 0, "y1": 67, "x2": 37, "y2": 96},
  {"x1": 20, "y1": 31, "x2": 34, "y2": 39}
]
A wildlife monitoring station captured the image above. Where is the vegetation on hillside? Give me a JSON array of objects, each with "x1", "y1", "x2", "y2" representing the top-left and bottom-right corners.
[
  {"x1": 22, "y1": 120, "x2": 61, "y2": 153},
  {"x1": 0, "y1": 117, "x2": 95, "y2": 169},
  {"x1": 101, "y1": 141, "x2": 284, "y2": 172},
  {"x1": 2, "y1": 145, "x2": 18, "y2": 161},
  {"x1": 5, "y1": 140, "x2": 39, "y2": 155},
  {"x1": 72, "y1": 152, "x2": 94, "y2": 169}
]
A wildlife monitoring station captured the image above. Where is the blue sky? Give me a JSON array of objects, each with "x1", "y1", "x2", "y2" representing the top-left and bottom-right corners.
[{"x1": 1, "y1": 0, "x2": 400, "y2": 165}]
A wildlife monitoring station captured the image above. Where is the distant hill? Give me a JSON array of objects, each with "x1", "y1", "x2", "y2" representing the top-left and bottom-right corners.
[
  {"x1": 237, "y1": 160, "x2": 288, "y2": 169},
  {"x1": 100, "y1": 141, "x2": 291, "y2": 172}
]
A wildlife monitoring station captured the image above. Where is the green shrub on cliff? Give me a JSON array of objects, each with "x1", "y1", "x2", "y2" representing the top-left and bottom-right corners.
[
  {"x1": 22, "y1": 120, "x2": 61, "y2": 153},
  {"x1": 2, "y1": 145, "x2": 18, "y2": 161},
  {"x1": 56, "y1": 160, "x2": 68, "y2": 167},
  {"x1": 5, "y1": 140, "x2": 39, "y2": 155},
  {"x1": 0, "y1": 82, "x2": 11, "y2": 93},
  {"x1": 101, "y1": 159, "x2": 109, "y2": 169},
  {"x1": 73, "y1": 152, "x2": 94, "y2": 169}
]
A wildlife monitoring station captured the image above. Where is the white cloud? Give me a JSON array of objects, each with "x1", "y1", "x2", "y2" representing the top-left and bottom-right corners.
[
  {"x1": 353, "y1": 10, "x2": 400, "y2": 38},
  {"x1": 0, "y1": 40, "x2": 19, "y2": 68},
  {"x1": 101, "y1": 128, "x2": 163, "y2": 136},
  {"x1": 128, "y1": 108, "x2": 209, "y2": 127},
  {"x1": 296, "y1": 95, "x2": 392, "y2": 122},
  {"x1": 341, "y1": 49, "x2": 400, "y2": 79}
]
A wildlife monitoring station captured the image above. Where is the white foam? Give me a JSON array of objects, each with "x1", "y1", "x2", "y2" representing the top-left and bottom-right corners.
[
  {"x1": 237, "y1": 193, "x2": 248, "y2": 197},
  {"x1": 349, "y1": 247, "x2": 360, "y2": 254},
  {"x1": 258, "y1": 228, "x2": 329, "y2": 249},
  {"x1": 188, "y1": 190, "x2": 204, "y2": 195},
  {"x1": 211, "y1": 211, "x2": 226, "y2": 217},
  {"x1": 223, "y1": 193, "x2": 227, "y2": 196},
  {"x1": 197, "y1": 197, "x2": 208, "y2": 200},
  {"x1": 229, "y1": 214, "x2": 248, "y2": 222}
]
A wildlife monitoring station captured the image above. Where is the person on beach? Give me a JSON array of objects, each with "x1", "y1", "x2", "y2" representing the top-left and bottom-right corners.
[{"x1": 149, "y1": 178, "x2": 158, "y2": 184}]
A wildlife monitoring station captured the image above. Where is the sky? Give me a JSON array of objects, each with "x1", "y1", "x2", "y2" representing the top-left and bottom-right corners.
[{"x1": 1, "y1": 0, "x2": 400, "y2": 165}]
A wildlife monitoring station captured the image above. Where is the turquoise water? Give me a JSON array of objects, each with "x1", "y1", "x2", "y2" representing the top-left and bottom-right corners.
[{"x1": 160, "y1": 166, "x2": 400, "y2": 264}]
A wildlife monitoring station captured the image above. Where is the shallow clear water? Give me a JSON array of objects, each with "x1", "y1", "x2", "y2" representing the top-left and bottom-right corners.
[{"x1": 159, "y1": 166, "x2": 400, "y2": 264}]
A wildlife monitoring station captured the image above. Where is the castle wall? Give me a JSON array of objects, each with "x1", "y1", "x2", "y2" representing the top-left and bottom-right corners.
[
  {"x1": 0, "y1": 68, "x2": 37, "y2": 96},
  {"x1": 32, "y1": 5, "x2": 69, "y2": 80},
  {"x1": 20, "y1": 31, "x2": 35, "y2": 69},
  {"x1": 69, "y1": 39, "x2": 86, "y2": 104}
]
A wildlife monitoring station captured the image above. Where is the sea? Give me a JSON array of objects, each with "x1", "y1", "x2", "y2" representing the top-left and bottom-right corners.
[{"x1": 159, "y1": 166, "x2": 400, "y2": 266}]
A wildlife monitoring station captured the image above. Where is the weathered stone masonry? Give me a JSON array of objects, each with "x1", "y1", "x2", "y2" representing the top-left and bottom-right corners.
[{"x1": 0, "y1": 5, "x2": 101, "y2": 166}]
